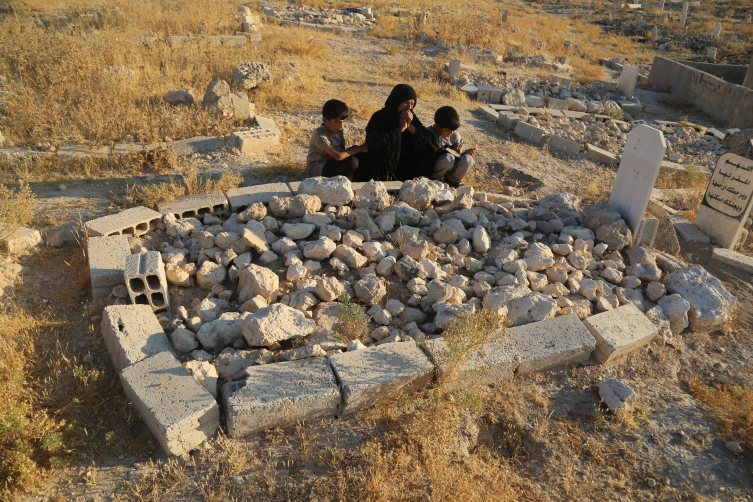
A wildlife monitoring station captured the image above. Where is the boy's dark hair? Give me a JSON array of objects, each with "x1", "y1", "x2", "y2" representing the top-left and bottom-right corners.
[
  {"x1": 322, "y1": 99, "x2": 349, "y2": 120},
  {"x1": 434, "y1": 106, "x2": 460, "y2": 130}
]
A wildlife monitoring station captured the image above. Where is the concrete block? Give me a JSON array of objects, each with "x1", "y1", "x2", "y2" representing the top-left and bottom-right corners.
[
  {"x1": 120, "y1": 351, "x2": 219, "y2": 456},
  {"x1": 227, "y1": 183, "x2": 292, "y2": 211},
  {"x1": 479, "y1": 105, "x2": 500, "y2": 121},
  {"x1": 125, "y1": 251, "x2": 170, "y2": 311},
  {"x1": 545, "y1": 97, "x2": 572, "y2": 110},
  {"x1": 583, "y1": 304, "x2": 658, "y2": 364},
  {"x1": 514, "y1": 121, "x2": 546, "y2": 144},
  {"x1": 477, "y1": 85, "x2": 504, "y2": 103},
  {"x1": 223, "y1": 358, "x2": 340, "y2": 437},
  {"x1": 509, "y1": 313, "x2": 596, "y2": 374},
  {"x1": 85, "y1": 206, "x2": 162, "y2": 237},
  {"x1": 550, "y1": 74, "x2": 572, "y2": 86},
  {"x1": 711, "y1": 248, "x2": 753, "y2": 274},
  {"x1": 586, "y1": 144, "x2": 620, "y2": 166},
  {"x1": 1, "y1": 227, "x2": 42, "y2": 254},
  {"x1": 563, "y1": 110, "x2": 587, "y2": 119},
  {"x1": 499, "y1": 113, "x2": 521, "y2": 130},
  {"x1": 101, "y1": 304, "x2": 176, "y2": 374},
  {"x1": 87, "y1": 235, "x2": 131, "y2": 289},
  {"x1": 669, "y1": 215, "x2": 711, "y2": 243},
  {"x1": 549, "y1": 135, "x2": 583, "y2": 155},
  {"x1": 619, "y1": 102, "x2": 644, "y2": 116},
  {"x1": 460, "y1": 84, "x2": 478, "y2": 98},
  {"x1": 636, "y1": 214, "x2": 659, "y2": 246},
  {"x1": 329, "y1": 341, "x2": 434, "y2": 416},
  {"x1": 157, "y1": 192, "x2": 228, "y2": 220},
  {"x1": 424, "y1": 335, "x2": 520, "y2": 389},
  {"x1": 220, "y1": 35, "x2": 247, "y2": 47},
  {"x1": 232, "y1": 126, "x2": 280, "y2": 154}
]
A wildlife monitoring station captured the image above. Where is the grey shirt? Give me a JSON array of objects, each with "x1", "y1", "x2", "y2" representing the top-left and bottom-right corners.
[{"x1": 307, "y1": 125, "x2": 345, "y2": 177}]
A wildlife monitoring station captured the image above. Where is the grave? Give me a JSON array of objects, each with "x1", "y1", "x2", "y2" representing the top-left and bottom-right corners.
[
  {"x1": 616, "y1": 65, "x2": 640, "y2": 98},
  {"x1": 712, "y1": 22, "x2": 721, "y2": 38},
  {"x1": 681, "y1": 2, "x2": 689, "y2": 14},
  {"x1": 448, "y1": 58, "x2": 461, "y2": 80},
  {"x1": 694, "y1": 153, "x2": 753, "y2": 249},
  {"x1": 608, "y1": 125, "x2": 667, "y2": 237},
  {"x1": 680, "y1": 13, "x2": 687, "y2": 26}
]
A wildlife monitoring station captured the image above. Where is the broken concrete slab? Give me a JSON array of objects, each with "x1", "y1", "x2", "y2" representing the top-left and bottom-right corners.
[
  {"x1": 583, "y1": 304, "x2": 658, "y2": 364},
  {"x1": 101, "y1": 304, "x2": 176, "y2": 374},
  {"x1": 585, "y1": 144, "x2": 620, "y2": 166},
  {"x1": 125, "y1": 251, "x2": 170, "y2": 311},
  {"x1": 85, "y1": 206, "x2": 162, "y2": 237},
  {"x1": 87, "y1": 235, "x2": 131, "y2": 290},
  {"x1": 549, "y1": 135, "x2": 583, "y2": 155},
  {"x1": 227, "y1": 183, "x2": 292, "y2": 211},
  {"x1": 157, "y1": 192, "x2": 228, "y2": 220},
  {"x1": 669, "y1": 215, "x2": 711, "y2": 244},
  {"x1": 1, "y1": 227, "x2": 42, "y2": 254},
  {"x1": 328, "y1": 341, "x2": 434, "y2": 416},
  {"x1": 514, "y1": 121, "x2": 546, "y2": 144},
  {"x1": 223, "y1": 358, "x2": 340, "y2": 437},
  {"x1": 120, "y1": 351, "x2": 219, "y2": 456},
  {"x1": 509, "y1": 313, "x2": 596, "y2": 374},
  {"x1": 424, "y1": 335, "x2": 520, "y2": 389},
  {"x1": 711, "y1": 247, "x2": 753, "y2": 274}
]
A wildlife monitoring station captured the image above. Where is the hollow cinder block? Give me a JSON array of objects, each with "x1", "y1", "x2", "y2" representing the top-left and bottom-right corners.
[
  {"x1": 157, "y1": 191, "x2": 228, "y2": 220},
  {"x1": 87, "y1": 235, "x2": 131, "y2": 289},
  {"x1": 85, "y1": 206, "x2": 162, "y2": 237},
  {"x1": 125, "y1": 251, "x2": 170, "y2": 311}
]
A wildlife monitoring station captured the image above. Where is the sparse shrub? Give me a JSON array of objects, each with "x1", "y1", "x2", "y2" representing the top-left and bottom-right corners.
[
  {"x1": 604, "y1": 107, "x2": 624, "y2": 120},
  {"x1": 127, "y1": 169, "x2": 243, "y2": 209},
  {"x1": 688, "y1": 378, "x2": 753, "y2": 449},
  {"x1": 334, "y1": 293, "x2": 369, "y2": 342},
  {"x1": 385, "y1": 45, "x2": 401, "y2": 55},
  {"x1": 0, "y1": 182, "x2": 36, "y2": 241}
]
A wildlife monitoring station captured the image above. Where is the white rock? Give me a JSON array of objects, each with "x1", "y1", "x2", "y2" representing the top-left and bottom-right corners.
[
  {"x1": 657, "y1": 294, "x2": 691, "y2": 335},
  {"x1": 171, "y1": 327, "x2": 199, "y2": 352},
  {"x1": 664, "y1": 267, "x2": 736, "y2": 331},
  {"x1": 472, "y1": 226, "x2": 491, "y2": 253},
  {"x1": 241, "y1": 303, "x2": 316, "y2": 346},
  {"x1": 298, "y1": 176, "x2": 354, "y2": 206},
  {"x1": 303, "y1": 237, "x2": 337, "y2": 260},
  {"x1": 599, "y1": 378, "x2": 637, "y2": 413}
]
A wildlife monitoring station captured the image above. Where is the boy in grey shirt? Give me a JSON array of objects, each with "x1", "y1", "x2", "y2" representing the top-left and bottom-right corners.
[
  {"x1": 307, "y1": 99, "x2": 367, "y2": 179},
  {"x1": 424, "y1": 106, "x2": 475, "y2": 187}
]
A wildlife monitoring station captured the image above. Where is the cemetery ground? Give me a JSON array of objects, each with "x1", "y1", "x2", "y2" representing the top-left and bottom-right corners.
[{"x1": 2, "y1": 0, "x2": 753, "y2": 501}]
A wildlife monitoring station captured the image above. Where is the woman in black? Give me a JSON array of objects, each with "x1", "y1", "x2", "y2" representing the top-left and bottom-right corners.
[{"x1": 354, "y1": 84, "x2": 430, "y2": 182}]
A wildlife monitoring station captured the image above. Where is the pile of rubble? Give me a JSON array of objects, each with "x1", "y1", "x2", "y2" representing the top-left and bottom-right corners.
[{"x1": 263, "y1": 3, "x2": 376, "y2": 29}]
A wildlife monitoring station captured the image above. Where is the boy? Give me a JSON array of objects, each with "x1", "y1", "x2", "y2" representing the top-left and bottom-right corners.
[
  {"x1": 307, "y1": 99, "x2": 367, "y2": 179},
  {"x1": 425, "y1": 106, "x2": 475, "y2": 187}
]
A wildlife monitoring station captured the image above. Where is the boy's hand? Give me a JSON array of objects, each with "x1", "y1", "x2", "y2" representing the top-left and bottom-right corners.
[
  {"x1": 359, "y1": 143, "x2": 369, "y2": 153},
  {"x1": 451, "y1": 144, "x2": 463, "y2": 154},
  {"x1": 465, "y1": 147, "x2": 477, "y2": 157}
]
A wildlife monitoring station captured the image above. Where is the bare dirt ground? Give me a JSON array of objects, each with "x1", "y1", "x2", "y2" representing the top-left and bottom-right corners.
[{"x1": 3, "y1": 15, "x2": 753, "y2": 502}]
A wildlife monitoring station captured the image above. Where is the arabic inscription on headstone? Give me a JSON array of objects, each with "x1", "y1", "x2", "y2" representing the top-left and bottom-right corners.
[{"x1": 702, "y1": 153, "x2": 753, "y2": 220}]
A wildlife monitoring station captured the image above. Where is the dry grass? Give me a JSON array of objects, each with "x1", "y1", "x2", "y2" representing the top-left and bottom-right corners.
[
  {"x1": 0, "y1": 181, "x2": 36, "y2": 240},
  {"x1": 0, "y1": 155, "x2": 139, "y2": 183},
  {"x1": 687, "y1": 379, "x2": 753, "y2": 450},
  {"x1": 334, "y1": 293, "x2": 370, "y2": 342},
  {"x1": 126, "y1": 169, "x2": 243, "y2": 208},
  {"x1": 576, "y1": 173, "x2": 616, "y2": 204}
]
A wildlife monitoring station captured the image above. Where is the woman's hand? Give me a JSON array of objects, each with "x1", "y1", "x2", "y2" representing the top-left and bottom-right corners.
[{"x1": 399, "y1": 109, "x2": 413, "y2": 132}]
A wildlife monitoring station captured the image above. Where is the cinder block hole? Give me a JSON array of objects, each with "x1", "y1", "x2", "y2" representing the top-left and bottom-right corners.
[
  {"x1": 107, "y1": 230, "x2": 121, "y2": 236},
  {"x1": 212, "y1": 204, "x2": 226, "y2": 214},
  {"x1": 136, "y1": 222, "x2": 148, "y2": 232},
  {"x1": 146, "y1": 275, "x2": 161, "y2": 290},
  {"x1": 198, "y1": 207, "x2": 210, "y2": 216},
  {"x1": 123, "y1": 226, "x2": 135, "y2": 235},
  {"x1": 134, "y1": 294, "x2": 149, "y2": 305},
  {"x1": 183, "y1": 210, "x2": 196, "y2": 218},
  {"x1": 149, "y1": 218, "x2": 160, "y2": 229},
  {"x1": 129, "y1": 278, "x2": 145, "y2": 293},
  {"x1": 151, "y1": 292, "x2": 166, "y2": 307}
]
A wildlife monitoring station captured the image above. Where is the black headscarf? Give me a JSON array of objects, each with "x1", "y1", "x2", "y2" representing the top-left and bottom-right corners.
[{"x1": 355, "y1": 84, "x2": 427, "y2": 182}]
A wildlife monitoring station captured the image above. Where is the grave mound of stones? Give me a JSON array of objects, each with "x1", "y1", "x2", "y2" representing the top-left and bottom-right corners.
[
  {"x1": 263, "y1": 2, "x2": 376, "y2": 32},
  {"x1": 71, "y1": 169, "x2": 739, "y2": 455}
]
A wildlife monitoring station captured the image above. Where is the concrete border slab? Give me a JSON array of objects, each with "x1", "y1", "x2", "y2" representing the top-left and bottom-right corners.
[
  {"x1": 583, "y1": 304, "x2": 658, "y2": 364},
  {"x1": 157, "y1": 192, "x2": 228, "y2": 219},
  {"x1": 85, "y1": 206, "x2": 162, "y2": 237},
  {"x1": 424, "y1": 335, "x2": 520, "y2": 389},
  {"x1": 101, "y1": 304, "x2": 176, "y2": 373},
  {"x1": 227, "y1": 183, "x2": 292, "y2": 211}
]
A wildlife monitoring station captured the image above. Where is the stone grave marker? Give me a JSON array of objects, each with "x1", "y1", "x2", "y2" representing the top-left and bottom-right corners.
[
  {"x1": 712, "y1": 23, "x2": 722, "y2": 38},
  {"x1": 694, "y1": 153, "x2": 753, "y2": 249},
  {"x1": 448, "y1": 58, "x2": 461, "y2": 80},
  {"x1": 658, "y1": 0, "x2": 665, "y2": 10},
  {"x1": 608, "y1": 125, "x2": 667, "y2": 236},
  {"x1": 651, "y1": 26, "x2": 658, "y2": 43},
  {"x1": 681, "y1": 2, "x2": 689, "y2": 15},
  {"x1": 616, "y1": 64, "x2": 640, "y2": 98},
  {"x1": 680, "y1": 13, "x2": 687, "y2": 26},
  {"x1": 707, "y1": 47, "x2": 717, "y2": 62}
]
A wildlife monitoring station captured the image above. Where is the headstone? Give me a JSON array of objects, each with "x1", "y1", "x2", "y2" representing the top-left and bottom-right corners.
[
  {"x1": 658, "y1": 0, "x2": 665, "y2": 10},
  {"x1": 746, "y1": 14, "x2": 752, "y2": 24},
  {"x1": 730, "y1": 34, "x2": 738, "y2": 43},
  {"x1": 608, "y1": 125, "x2": 667, "y2": 236},
  {"x1": 680, "y1": 13, "x2": 687, "y2": 26},
  {"x1": 651, "y1": 25, "x2": 658, "y2": 43},
  {"x1": 616, "y1": 64, "x2": 640, "y2": 98},
  {"x1": 502, "y1": 13, "x2": 508, "y2": 22},
  {"x1": 707, "y1": 47, "x2": 717, "y2": 62},
  {"x1": 681, "y1": 2, "x2": 689, "y2": 15},
  {"x1": 712, "y1": 23, "x2": 722, "y2": 38},
  {"x1": 659, "y1": 14, "x2": 668, "y2": 24},
  {"x1": 448, "y1": 58, "x2": 461, "y2": 80},
  {"x1": 694, "y1": 153, "x2": 753, "y2": 249}
]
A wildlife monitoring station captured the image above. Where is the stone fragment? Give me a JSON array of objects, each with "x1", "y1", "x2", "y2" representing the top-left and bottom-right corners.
[
  {"x1": 599, "y1": 378, "x2": 637, "y2": 413},
  {"x1": 664, "y1": 267, "x2": 736, "y2": 331},
  {"x1": 233, "y1": 61, "x2": 273, "y2": 89},
  {"x1": 298, "y1": 176, "x2": 354, "y2": 205},
  {"x1": 196, "y1": 261, "x2": 227, "y2": 289},
  {"x1": 584, "y1": 304, "x2": 658, "y2": 364},
  {"x1": 268, "y1": 194, "x2": 321, "y2": 218},
  {"x1": 238, "y1": 264, "x2": 279, "y2": 303},
  {"x1": 657, "y1": 294, "x2": 691, "y2": 335},
  {"x1": 315, "y1": 276, "x2": 345, "y2": 302},
  {"x1": 185, "y1": 360, "x2": 219, "y2": 398},
  {"x1": 171, "y1": 328, "x2": 199, "y2": 352},
  {"x1": 241, "y1": 303, "x2": 316, "y2": 347},
  {"x1": 353, "y1": 274, "x2": 386, "y2": 304},
  {"x1": 399, "y1": 177, "x2": 437, "y2": 210},
  {"x1": 353, "y1": 180, "x2": 390, "y2": 210},
  {"x1": 332, "y1": 245, "x2": 367, "y2": 269}
]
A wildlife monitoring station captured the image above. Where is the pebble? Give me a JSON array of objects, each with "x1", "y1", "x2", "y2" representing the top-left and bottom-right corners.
[
  {"x1": 647, "y1": 478, "x2": 656, "y2": 488},
  {"x1": 58, "y1": 184, "x2": 66, "y2": 191},
  {"x1": 725, "y1": 441, "x2": 742, "y2": 454}
]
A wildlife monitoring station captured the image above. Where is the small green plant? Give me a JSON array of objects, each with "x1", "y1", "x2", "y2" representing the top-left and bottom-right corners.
[
  {"x1": 291, "y1": 335, "x2": 304, "y2": 348},
  {"x1": 385, "y1": 45, "x2": 401, "y2": 55},
  {"x1": 213, "y1": 333, "x2": 227, "y2": 356},
  {"x1": 465, "y1": 261, "x2": 483, "y2": 274},
  {"x1": 0, "y1": 182, "x2": 36, "y2": 241},
  {"x1": 644, "y1": 366, "x2": 651, "y2": 378},
  {"x1": 334, "y1": 293, "x2": 370, "y2": 342},
  {"x1": 604, "y1": 107, "x2": 624, "y2": 120},
  {"x1": 677, "y1": 116, "x2": 689, "y2": 127}
]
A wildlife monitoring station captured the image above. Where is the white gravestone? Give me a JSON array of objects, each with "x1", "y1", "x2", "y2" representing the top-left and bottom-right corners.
[
  {"x1": 680, "y1": 13, "x2": 687, "y2": 26},
  {"x1": 616, "y1": 65, "x2": 640, "y2": 98},
  {"x1": 651, "y1": 25, "x2": 658, "y2": 43},
  {"x1": 681, "y1": 2, "x2": 689, "y2": 14},
  {"x1": 707, "y1": 47, "x2": 717, "y2": 61},
  {"x1": 658, "y1": 0, "x2": 665, "y2": 10},
  {"x1": 608, "y1": 125, "x2": 667, "y2": 236},
  {"x1": 712, "y1": 23, "x2": 722, "y2": 38},
  {"x1": 695, "y1": 153, "x2": 753, "y2": 249},
  {"x1": 448, "y1": 58, "x2": 461, "y2": 79}
]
